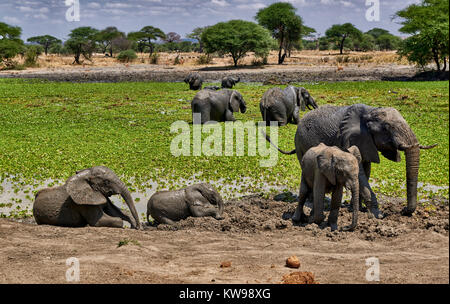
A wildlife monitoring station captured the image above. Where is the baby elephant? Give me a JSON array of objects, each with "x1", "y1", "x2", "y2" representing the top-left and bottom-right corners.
[
  {"x1": 147, "y1": 183, "x2": 224, "y2": 225},
  {"x1": 33, "y1": 166, "x2": 141, "y2": 229},
  {"x1": 292, "y1": 144, "x2": 362, "y2": 231},
  {"x1": 184, "y1": 72, "x2": 203, "y2": 90}
]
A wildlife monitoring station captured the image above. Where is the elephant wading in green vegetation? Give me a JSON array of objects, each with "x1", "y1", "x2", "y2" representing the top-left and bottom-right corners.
[
  {"x1": 147, "y1": 183, "x2": 224, "y2": 225},
  {"x1": 292, "y1": 143, "x2": 362, "y2": 231},
  {"x1": 221, "y1": 76, "x2": 240, "y2": 89},
  {"x1": 264, "y1": 104, "x2": 437, "y2": 219},
  {"x1": 191, "y1": 89, "x2": 247, "y2": 124},
  {"x1": 184, "y1": 72, "x2": 203, "y2": 90},
  {"x1": 260, "y1": 86, "x2": 318, "y2": 126},
  {"x1": 33, "y1": 166, "x2": 141, "y2": 229}
]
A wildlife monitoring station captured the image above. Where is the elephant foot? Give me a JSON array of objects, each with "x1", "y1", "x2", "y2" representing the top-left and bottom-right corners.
[
  {"x1": 369, "y1": 208, "x2": 384, "y2": 219},
  {"x1": 401, "y1": 207, "x2": 414, "y2": 217},
  {"x1": 329, "y1": 222, "x2": 338, "y2": 232}
]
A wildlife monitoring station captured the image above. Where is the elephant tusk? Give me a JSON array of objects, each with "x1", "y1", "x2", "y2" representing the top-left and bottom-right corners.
[{"x1": 419, "y1": 143, "x2": 438, "y2": 150}]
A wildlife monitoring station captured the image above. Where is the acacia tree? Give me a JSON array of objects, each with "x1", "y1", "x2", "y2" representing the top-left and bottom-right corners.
[
  {"x1": 396, "y1": 0, "x2": 449, "y2": 71},
  {"x1": 127, "y1": 26, "x2": 165, "y2": 57},
  {"x1": 97, "y1": 27, "x2": 125, "y2": 57},
  {"x1": 256, "y1": 2, "x2": 312, "y2": 64},
  {"x1": 65, "y1": 26, "x2": 99, "y2": 64},
  {"x1": 0, "y1": 22, "x2": 24, "y2": 68},
  {"x1": 27, "y1": 35, "x2": 61, "y2": 55},
  {"x1": 202, "y1": 20, "x2": 272, "y2": 67},
  {"x1": 325, "y1": 23, "x2": 363, "y2": 54}
]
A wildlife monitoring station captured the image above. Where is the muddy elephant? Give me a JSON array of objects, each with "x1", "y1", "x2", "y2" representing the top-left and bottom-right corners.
[
  {"x1": 33, "y1": 166, "x2": 141, "y2": 229},
  {"x1": 184, "y1": 72, "x2": 203, "y2": 90},
  {"x1": 191, "y1": 89, "x2": 246, "y2": 124},
  {"x1": 260, "y1": 86, "x2": 318, "y2": 126},
  {"x1": 292, "y1": 144, "x2": 362, "y2": 231},
  {"x1": 264, "y1": 104, "x2": 437, "y2": 218},
  {"x1": 221, "y1": 76, "x2": 240, "y2": 89},
  {"x1": 147, "y1": 183, "x2": 224, "y2": 225}
]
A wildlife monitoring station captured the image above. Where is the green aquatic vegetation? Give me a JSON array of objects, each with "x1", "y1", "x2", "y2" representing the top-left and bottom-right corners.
[{"x1": 0, "y1": 79, "x2": 448, "y2": 204}]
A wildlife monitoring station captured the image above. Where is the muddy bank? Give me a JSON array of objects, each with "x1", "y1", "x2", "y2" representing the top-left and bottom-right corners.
[{"x1": 0, "y1": 64, "x2": 429, "y2": 83}]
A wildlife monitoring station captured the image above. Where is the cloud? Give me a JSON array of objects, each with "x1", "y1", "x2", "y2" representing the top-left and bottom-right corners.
[
  {"x1": 87, "y1": 2, "x2": 101, "y2": 9},
  {"x1": 211, "y1": 0, "x2": 228, "y2": 7},
  {"x1": 3, "y1": 16, "x2": 21, "y2": 24}
]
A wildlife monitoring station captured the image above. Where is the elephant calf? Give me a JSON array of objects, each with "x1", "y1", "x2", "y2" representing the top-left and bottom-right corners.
[
  {"x1": 260, "y1": 86, "x2": 318, "y2": 126},
  {"x1": 33, "y1": 166, "x2": 141, "y2": 229},
  {"x1": 292, "y1": 144, "x2": 361, "y2": 231},
  {"x1": 221, "y1": 76, "x2": 240, "y2": 89},
  {"x1": 184, "y1": 72, "x2": 203, "y2": 90},
  {"x1": 147, "y1": 183, "x2": 224, "y2": 225},
  {"x1": 191, "y1": 89, "x2": 246, "y2": 124}
]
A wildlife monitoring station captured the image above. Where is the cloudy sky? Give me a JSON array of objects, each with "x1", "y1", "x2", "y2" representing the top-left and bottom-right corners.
[{"x1": 1, "y1": 0, "x2": 421, "y2": 41}]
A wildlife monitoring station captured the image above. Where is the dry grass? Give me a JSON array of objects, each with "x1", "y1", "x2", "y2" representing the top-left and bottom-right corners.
[{"x1": 4, "y1": 50, "x2": 410, "y2": 71}]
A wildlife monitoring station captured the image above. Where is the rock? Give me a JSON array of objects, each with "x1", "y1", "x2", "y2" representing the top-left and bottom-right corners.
[
  {"x1": 220, "y1": 261, "x2": 232, "y2": 268},
  {"x1": 281, "y1": 271, "x2": 318, "y2": 284},
  {"x1": 286, "y1": 256, "x2": 301, "y2": 269}
]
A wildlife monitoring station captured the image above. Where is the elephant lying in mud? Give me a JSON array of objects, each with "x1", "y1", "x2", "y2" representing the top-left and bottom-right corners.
[
  {"x1": 260, "y1": 86, "x2": 318, "y2": 126},
  {"x1": 292, "y1": 143, "x2": 362, "y2": 231},
  {"x1": 147, "y1": 183, "x2": 224, "y2": 225},
  {"x1": 221, "y1": 76, "x2": 240, "y2": 89},
  {"x1": 191, "y1": 89, "x2": 247, "y2": 124},
  {"x1": 33, "y1": 166, "x2": 141, "y2": 229},
  {"x1": 264, "y1": 104, "x2": 437, "y2": 219},
  {"x1": 184, "y1": 72, "x2": 203, "y2": 90}
]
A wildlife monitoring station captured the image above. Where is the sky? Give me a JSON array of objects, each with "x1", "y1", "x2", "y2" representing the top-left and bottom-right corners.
[{"x1": 0, "y1": 0, "x2": 422, "y2": 41}]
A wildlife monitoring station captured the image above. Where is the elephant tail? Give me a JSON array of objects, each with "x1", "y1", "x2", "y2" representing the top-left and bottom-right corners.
[{"x1": 260, "y1": 130, "x2": 296, "y2": 155}]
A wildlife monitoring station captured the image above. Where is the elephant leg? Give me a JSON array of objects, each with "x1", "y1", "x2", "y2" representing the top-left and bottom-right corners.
[
  {"x1": 292, "y1": 107, "x2": 300, "y2": 125},
  {"x1": 104, "y1": 201, "x2": 136, "y2": 228},
  {"x1": 81, "y1": 206, "x2": 124, "y2": 228},
  {"x1": 156, "y1": 216, "x2": 177, "y2": 225},
  {"x1": 190, "y1": 204, "x2": 222, "y2": 219},
  {"x1": 313, "y1": 174, "x2": 327, "y2": 225},
  {"x1": 358, "y1": 165, "x2": 383, "y2": 219},
  {"x1": 224, "y1": 109, "x2": 236, "y2": 122},
  {"x1": 328, "y1": 186, "x2": 343, "y2": 232},
  {"x1": 292, "y1": 177, "x2": 310, "y2": 223}
]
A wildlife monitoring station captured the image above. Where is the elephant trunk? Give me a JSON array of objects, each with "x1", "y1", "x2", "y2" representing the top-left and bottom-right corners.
[
  {"x1": 404, "y1": 146, "x2": 420, "y2": 215},
  {"x1": 119, "y1": 184, "x2": 141, "y2": 229},
  {"x1": 348, "y1": 184, "x2": 359, "y2": 231}
]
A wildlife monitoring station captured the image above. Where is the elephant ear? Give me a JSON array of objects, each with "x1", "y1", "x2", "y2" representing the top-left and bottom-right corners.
[
  {"x1": 317, "y1": 154, "x2": 336, "y2": 185},
  {"x1": 66, "y1": 170, "x2": 107, "y2": 206},
  {"x1": 340, "y1": 105, "x2": 380, "y2": 164},
  {"x1": 347, "y1": 145, "x2": 362, "y2": 164},
  {"x1": 228, "y1": 91, "x2": 240, "y2": 112}
]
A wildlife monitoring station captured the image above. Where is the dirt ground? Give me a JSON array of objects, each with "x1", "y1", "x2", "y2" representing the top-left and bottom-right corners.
[{"x1": 1, "y1": 194, "x2": 448, "y2": 284}]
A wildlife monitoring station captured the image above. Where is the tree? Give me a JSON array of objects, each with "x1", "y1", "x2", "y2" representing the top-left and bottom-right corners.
[
  {"x1": 127, "y1": 26, "x2": 165, "y2": 57},
  {"x1": 65, "y1": 26, "x2": 99, "y2": 64},
  {"x1": 202, "y1": 20, "x2": 272, "y2": 67},
  {"x1": 27, "y1": 35, "x2": 61, "y2": 55},
  {"x1": 0, "y1": 22, "x2": 24, "y2": 68},
  {"x1": 396, "y1": 0, "x2": 449, "y2": 71},
  {"x1": 97, "y1": 27, "x2": 124, "y2": 57},
  {"x1": 376, "y1": 34, "x2": 402, "y2": 50},
  {"x1": 186, "y1": 27, "x2": 209, "y2": 52},
  {"x1": 325, "y1": 23, "x2": 363, "y2": 54},
  {"x1": 359, "y1": 34, "x2": 376, "y2": 51},
  {"x1": 255, "y1": 2, "x2": 307, "y2": 64},
  {"x1": 366, "y1": 28, "x2": 390, "y2": 40},
  {"x1": 164, "y1": 32, "x2": 181, "y2": 43}
]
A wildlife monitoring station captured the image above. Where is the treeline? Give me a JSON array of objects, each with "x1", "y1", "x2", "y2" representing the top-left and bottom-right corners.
[{"x1": 0, "y1": 0, "x2": 448, "y2": 71}]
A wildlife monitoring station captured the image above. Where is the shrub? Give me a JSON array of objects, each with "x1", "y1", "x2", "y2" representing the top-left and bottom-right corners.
[
  {"x1": 117, "y1": 49, "x2": 137, "y2": 63},
  {"x1": 196, "y1": 54, "x2": 212, "y2": 65},
  {"x1": 150, "y1": 52, "x2": 160, "y2": 64},
  {"x1": 24, "y1": 45, "x2": 43, "y2": 67}
]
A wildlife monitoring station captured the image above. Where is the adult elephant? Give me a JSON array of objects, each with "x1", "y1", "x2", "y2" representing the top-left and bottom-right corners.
[
  {"x1": 184, "y1": 72, "x2": 203, "y2": 90},
  {"x1": 191, "y1": 89, "x2": 246, "y2": 124},
  {"x1": 260, "y1": 86, "x2": 318, "y2": 126},
  {"x1": 265, "y1": 104, "x2": 437, "y2": 218},
  {"x1": 33, "y1": 166, "x2": 141, "y2": 229},
  {"x1": 147, "y1": 183, "x2": 224, "y2": 225},
  {"x1": 221, "y1": 76, "x2": 240, "y2": 89}
]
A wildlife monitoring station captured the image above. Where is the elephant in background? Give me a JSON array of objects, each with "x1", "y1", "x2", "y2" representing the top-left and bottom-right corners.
[
  {"x1": 191, "y1": 89, "x2": 247, "y2": 124},
  {"x1": 147, "y1": 183, "x2": 224, "y2": 225},
  {"x1": 33, "y1": 166, "x2": 141, "y2": 229},
  {"x1": 292, "y1": 143, "x2": 362, "y2": 231},
  {"x1": 264, "y1": 104, "x2": 437, "y2": 218},
  {"x1": 260, "y1": 86, "x2": 318, "y2": 126},
  {"x1": 221, "y1": 76, "x2": 240, "y2": 89},
  {"x1": 184, "y1": 72, "x2": 203, "y2": 90}
]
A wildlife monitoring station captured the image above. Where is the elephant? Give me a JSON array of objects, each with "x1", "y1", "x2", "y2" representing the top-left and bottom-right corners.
[
  {"x1": 147, "y1": 183, "x2": 224, "y2": 225},
  {"x1": 260, "y1": 86, "x2": 318, "y2": 126},
  {"x1": 292, "y1": 143, "x2": 362, "y2": 232},
  {"x1": 264, "y1": 104, "x2": 437, "y2": 218},
  {"x1": 33, "y1": 166, "x2": 141, "y2": 229},
  {"x1": 204, "y1": 86, "x2": 221, "y2": 91},
  {"x1": 191, "y1": 89, "x2": 247, "y2": 124},
  {"x1": 184, "y1": 72, "x2": 203, "y2": 90},
  {"x1": 221, "y1": 76, "x2": 240, "y2": 89}
]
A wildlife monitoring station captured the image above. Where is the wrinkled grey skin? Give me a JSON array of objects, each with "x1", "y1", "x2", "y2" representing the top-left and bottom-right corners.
[
  {"x1": 264, "y1": 104, "x2": 437, "y2": 219},
  {"x1": 292, "y1": 144, "x2": 361, "y2": 231},
  {"x1": 184, "y1": 72, "x2": 203, "y2": 90},
  {"x1": 33, "y1": 166, "x2": 141, "y2": 229},
  {"x1": 191, "y1": 89, "x2": 247, "y2": 124},
  {"x1": 260, "y1": 86, "x2": 318, "y2": 126},
  {"x1": 147, "y1": 183, "x2": 224, "y2": 225},
  {"x1": 221, "y1": 76, "x2": 240, "y2": 89}
]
